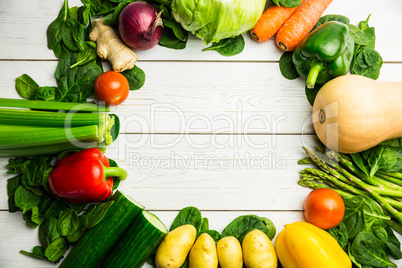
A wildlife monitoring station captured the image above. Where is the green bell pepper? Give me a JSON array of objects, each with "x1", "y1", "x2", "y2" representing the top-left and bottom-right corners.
[{"x1": 293, "y1": 21, "x2": 354, "y2": 88}]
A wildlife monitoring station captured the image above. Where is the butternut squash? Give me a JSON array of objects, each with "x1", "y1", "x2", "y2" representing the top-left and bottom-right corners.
[{"x1": 313, "y1": 75, "x2": 402, "y2": 153}]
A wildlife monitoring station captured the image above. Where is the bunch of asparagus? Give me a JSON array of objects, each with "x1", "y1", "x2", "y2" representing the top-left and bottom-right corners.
[{"x1": 298, "y1": 141, "x2": 402, "y2": 234}]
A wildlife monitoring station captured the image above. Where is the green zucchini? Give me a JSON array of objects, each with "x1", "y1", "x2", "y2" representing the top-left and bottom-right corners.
[
  {"x1": 100, "y1": 210, "x2": 168, "y2": 268},
  {"x1": 59, "y1": 191, "x2": 144, "y2": 268}
]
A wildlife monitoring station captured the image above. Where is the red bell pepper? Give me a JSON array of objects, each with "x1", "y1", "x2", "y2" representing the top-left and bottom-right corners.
[{"x1": 48, "y1": 148, "x2": 127, "y2": 203}]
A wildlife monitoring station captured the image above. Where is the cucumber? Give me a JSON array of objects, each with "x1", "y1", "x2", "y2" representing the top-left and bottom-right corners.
[
  {"x1": 59, "y1": 191, "x2": 144, "y2": 268},
  {"x1": 100, "y1": 210, "x2": 168, "y2": 268}
]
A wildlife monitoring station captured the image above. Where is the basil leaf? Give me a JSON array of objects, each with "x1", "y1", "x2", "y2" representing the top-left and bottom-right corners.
[
  {"x1": 203, "y1": 35, "x2": 245, "y2": 57},
  {"x1": 15, "y1": 74, "x2": 39, "y2": 99}
]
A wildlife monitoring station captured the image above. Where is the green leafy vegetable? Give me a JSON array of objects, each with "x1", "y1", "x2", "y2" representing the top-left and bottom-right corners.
[
  {"x1": 272, "y1": 0, "x2": 302, "y2": 8},
  {"x1": 44, "y1": 237, "x2": 69, "y2": 263},
  {"x1": 20, "y1": 246, "x2": 46, "y2": 260},
  {"x1": 347, "y1": 24, "x2": 370, "y2": 46},
  {"x1": 351, "y1": 48, "x2": 383, "y2": 80},
  {"x1": 203, "y1": 35, "x2": 245, "y2": 57},
  {"x1": 56, "y1": 62, "x2": 102, "y2": 102},
  {"x1": 14, "y1": 186, "x2": 42, "y2": 214},
  {"x1": 57, "y1": 209, "x2": 80, "y2": 236},
  {"x1": 312, "y1": 14, "x2": 350, "y2": 31},
  {"x1": 70, "y1": 41, "x2": 98, "y2": 68},
  {"x1": 15, "y1": 74, "x2": 39, "y2": 99},
  {"x1": 122, "y1": 65, "x2": 146, "y2": 91},
  {"x1": 171, "y1": 0, "x2": 265, "y2": 44},
  {"x1": 170, "y1": 206, "x2": 202, "y2": 231},
  {"x1": 279, "y1": 52, "x2": 299, "y2": 80},
  {"x1": 39, "y1": 217, "x2": 61, "y2": 249},
  {"x1": 222, "y1": 214, "x2": 276, "y2": 242}
]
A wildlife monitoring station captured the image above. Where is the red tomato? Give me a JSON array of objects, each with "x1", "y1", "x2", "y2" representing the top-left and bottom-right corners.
[
  {"x1": 94, "y1": 71, "x2": 129, "y2": 105},
  {"x1": 304, "y1": 188, "x2": 345, "y2": 229}
]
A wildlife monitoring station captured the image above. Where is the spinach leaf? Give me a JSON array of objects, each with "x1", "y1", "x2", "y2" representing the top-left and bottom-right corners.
[
  {"x1": 199, "y1": 229, "x2": 221, "y2": 243},
  {"x1": 7, "y1": 175, "x2": 22, "y2": 213},
  {"x1": 81, "y1": 0, "x2": 117, "y2": 15},
  {"x1": 350, "y1": 153, "x2": 370, "y2": 177},
  {"x1": 222, "y1": 215, "x2": 276, "y2": 242},
  {"x1": 57, "y1": 209, "x2": 80, "y2": 236},
  {"x1": 19, "y1": 246, "x2": 46, "y2": 260},
  {"x1": 39, "y1": 217, "x2": 61, "y2": 249},
  {"x1": 15, "y1": 74, "x2": 39, "y2": 99},
  {"x1": 159, "y1": 27, "x2": 188, "y2": 49},
  {"x1": 199, "y1": 217, "x2": 209, "y2": 232},
  {"x1": 279, "y1": 52, "x2": 299, "y2": 80},
  {"x1": 47, "y1": 0, "x2": 86, "y2": 56},
  {"x1": 203, "y1": 35, "x2": 245, "y2": 56},
  {"x1": 14, "y1": 186, "x2": 42, "y2": 214},
  {"x1": 327, "y1": 222, "x2": 348, "y2": 249},
  {"x1": 343, "y1": 196, "x2": 366, "y2": 238},
  {"x1": 170, "y1": 206, "x2": 202, "y2": 231},
  {"x1": 347, "y1": 24, "x2": 370, "y2": 46},
  {"x1": 362, "y1": 196, "x2": 390, "y2": 221},
  {"x1": 351, "y1": 232, "x2": 396, "y2": 267},
  {"x1": 312, "y1": 14, "x2": 350, "y2": 31},
  {"x1": 163, "y1": 19, "x2": 187, "y2": 42},
  {"x1": 272, "y1": 0, "x2": 302, "y2": 8},
  {"x1": 71, "y1": 41, "x2": 97, "y2": 68},
  {"x1": 56, "y1": 62, "x2": 102, "y2": 102},
  {"x1": 7, "y1": 157, "x2": 32, "y2": 174},
  {"x1": 66, "y1": 215, "x2": 89, "y2": 243},
  {"x1": 44, "y1": 237, "x2": 69, "y2": 263},
  {"x1": 305, "y1": 84, "x2": 322, "y2": 106},
  {"x1": 34, "y1": 87, "x2": 56, "y2": 102},
  {"x1": 352, "y1": 48, "x2": 383, "y2": 80},
  {"x1": 21, "y1": 156, "x2": 53, "y2": 187},
  {"x1": 122, "y1": 65, "x2": 146, "y2": 90},
  {"x1": 367, "y1": 146, "x2": 397, "y2": 177},
  {"x1": 55, "y1": 52, "x2": 78, "y2": 83},
  {"x1": 381, "y1": 138, "x2": 402, "y2": 148},
  {"x1": 384, "y1": 224, "x2": 402, "y2": 260},
  {"x1": 31, "y1": 206, "x2": 43, "y2": 225}
]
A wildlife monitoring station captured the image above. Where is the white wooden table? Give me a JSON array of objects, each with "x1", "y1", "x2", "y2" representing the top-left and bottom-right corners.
[{"x1": 1, "y1": 0, "x2": 402, "y2": 267}]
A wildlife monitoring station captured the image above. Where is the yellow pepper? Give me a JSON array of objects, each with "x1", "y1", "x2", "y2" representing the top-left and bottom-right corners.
[{"x1": 275, "y1": 222, "x2": 351, "y2": 268}]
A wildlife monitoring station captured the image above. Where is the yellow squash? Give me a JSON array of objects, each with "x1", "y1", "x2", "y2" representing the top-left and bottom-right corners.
[
  {"x1": 275, "y1": 222, "x2": 351, "y2": 268},
  {"x1": 312, "y1": 75, "x2": 402, "y2": 153}
]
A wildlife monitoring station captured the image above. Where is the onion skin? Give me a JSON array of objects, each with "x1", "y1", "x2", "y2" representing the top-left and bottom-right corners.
[{"x1": 118, "y1": 1, "x2": 163, "y2": 51}]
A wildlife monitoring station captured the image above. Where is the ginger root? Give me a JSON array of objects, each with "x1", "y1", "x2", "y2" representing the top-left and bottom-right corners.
[{"x1": 89, "y1": 18, "x2": 138, "y2": 72}]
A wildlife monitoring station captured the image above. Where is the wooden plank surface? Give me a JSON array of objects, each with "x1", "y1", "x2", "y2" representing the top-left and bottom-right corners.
[{"x1": 1, "y1": 0, "x2": 402, "y2": 267}]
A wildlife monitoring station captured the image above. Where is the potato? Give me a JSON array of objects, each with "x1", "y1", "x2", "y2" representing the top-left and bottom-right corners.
[
  {"x1": 155, "y1": 224, "x2": 197, "y2": 268},
  {"x1": 242, "y1": 230, "x2": 277, "y2": 268},
  {"x1": 216, "y1": 236, "x2": 243, "y2": 268},
  {"x1": 189, "y1": 233, "x2": 218, "y2": 268}
]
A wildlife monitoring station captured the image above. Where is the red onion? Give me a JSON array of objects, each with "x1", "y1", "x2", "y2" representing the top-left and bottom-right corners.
[{"x1": 118, "y1": 2, "x2": 163, "y2": 51}]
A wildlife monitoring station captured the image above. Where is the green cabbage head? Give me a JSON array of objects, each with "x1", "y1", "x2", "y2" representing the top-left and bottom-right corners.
[{"x1": 171, "y1": 0, "x2": 266, "y2": 44}]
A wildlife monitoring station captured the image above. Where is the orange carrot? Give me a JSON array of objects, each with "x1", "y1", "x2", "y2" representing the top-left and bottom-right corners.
[
  {"x1": 250, "y1": 4, "x2": 298, "y2": 43},
  {"x1": 276, "y1": 0, "x2": 333, "y2": 51}
]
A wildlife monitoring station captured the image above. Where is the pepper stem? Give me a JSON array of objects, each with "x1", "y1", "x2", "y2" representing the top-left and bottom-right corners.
[
  {"x1": 104, "y1": 167, "x2": 128, "y2": 181},
  {"x1": 306, "y1": 61, "x2": 324, "y2": 89}
]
